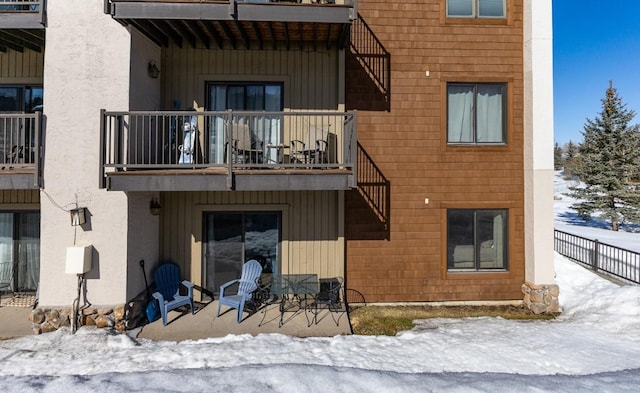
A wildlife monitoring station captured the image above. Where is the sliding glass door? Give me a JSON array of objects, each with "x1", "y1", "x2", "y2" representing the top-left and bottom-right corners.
[
  {"x1": 0, "y1": 211, "x2": 40, "y2": 294},
  {"x1": 203, "y1": 211, "x2": 280, "y2": 294},
  {"x1": 206, "y1": 83, "x2": 283, "y2": 164}
]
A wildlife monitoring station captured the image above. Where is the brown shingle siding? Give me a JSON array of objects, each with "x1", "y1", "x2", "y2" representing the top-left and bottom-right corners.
[{"x1": 346, "y1": 0, "x2": 525, "y2": 304}]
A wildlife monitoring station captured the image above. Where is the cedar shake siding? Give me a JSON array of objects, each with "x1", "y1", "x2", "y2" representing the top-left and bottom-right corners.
[{"x1": 345, "y1": 0, "x2": 525, "y2": 303}]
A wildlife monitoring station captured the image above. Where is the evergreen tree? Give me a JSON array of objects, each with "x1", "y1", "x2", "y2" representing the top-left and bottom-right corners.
[
  {"x1": 570, "y1": 82, "x2": 640, "y2": 231},
  {"x1": 563, "y1": 140, "x2": 580, "y2": 178},
  {"x1": 554, "y1": 142, "x2": 564, "y2": 170}
]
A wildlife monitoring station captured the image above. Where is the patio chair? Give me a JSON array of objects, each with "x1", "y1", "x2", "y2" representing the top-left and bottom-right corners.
[
  {"x1": 217, "y1": 259, "x2": 262, "y2": 323},
  {"x1": 230, "y1": 122, "x2": 263, "y2": 164},
  {"x1": 290, "y1": 125, "x2": 329, "y2": 165},
  {"x1": 0, "y1": 261, "x2": 12, "y2": 292},
  {"x1": 308, "y1": 276, "x2": 344, "y2": 326},
  {"x1": 151, "y1": 263, "x2": 195, "y2": 326}
]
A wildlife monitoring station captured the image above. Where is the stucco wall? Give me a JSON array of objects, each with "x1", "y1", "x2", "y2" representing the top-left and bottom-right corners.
[
  {"x1": 38, "y1": 0, "x2": 132, "y2": 307},
  {"x1": 124, "y1": 30, "x2": 162, "y2": 300}
]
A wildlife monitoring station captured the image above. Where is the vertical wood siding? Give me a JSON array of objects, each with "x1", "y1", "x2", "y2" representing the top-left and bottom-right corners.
[
  {"x1": 161, "y1": 45, "x2": 340, "y2": 111},
  {"x1": 0, "y1": 50, "x2": 44, "y2": 79},
  {"x1": 345, "y1": 0, "x2": 526, "y2": 303},
  {"x1": 159, "y1": 191, "x2": 344, "y2": 287},
  {"x1": 0, "y1": 189, "x2": 40, "y2": 204}
]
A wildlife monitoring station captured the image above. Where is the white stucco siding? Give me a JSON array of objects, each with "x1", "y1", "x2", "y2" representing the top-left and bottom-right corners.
[
  {"x1": 38, "y1": 0, "x2": 132, "y2": 307},
  {"x1": 523, "y1": 0, "x2": 555, "y2": 285},
  {"x1": 124, "y1": 31, "x2": 162, "y2": 300}
]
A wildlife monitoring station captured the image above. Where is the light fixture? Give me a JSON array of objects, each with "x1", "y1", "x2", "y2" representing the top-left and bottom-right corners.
[
  {"x1": 150, "y1": 199, "x2": 161, "y2": 216},
  {"x1": 148, "y1": 61, "x2": 160, "y2": 79},
  {"x1": 70, "y1": 207, "x2": 86, "y2": 226}
]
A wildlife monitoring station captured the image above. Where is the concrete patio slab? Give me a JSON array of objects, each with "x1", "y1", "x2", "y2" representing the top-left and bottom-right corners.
[
  {"x1": 0, "y1": 298, "x2": 352, "y2": 341},
  {"x1": 136, "y1": 299, "x2": 352, "y2": 341},
  {"x1": 0, "y1": 306, "x2": 34, "y2": 339}
]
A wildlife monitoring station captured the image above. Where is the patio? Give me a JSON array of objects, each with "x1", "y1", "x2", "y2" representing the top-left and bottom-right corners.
[
  {"x1": 0, "y1": 296, "x2": 351, "y2": 341},
  {"x1": 137, "y1": 298, "x2": 351, "y2": 341}
]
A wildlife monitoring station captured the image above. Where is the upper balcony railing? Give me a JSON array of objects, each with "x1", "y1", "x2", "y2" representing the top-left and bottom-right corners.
[
  {"x1": 100, "y1": 110, "x2": 357, "y2": 190},
  {"x1": 0, "y1": 0, "x2": 40, "y2": 12},
  {"x1": 106, "y1": 0, "x2": 356, "y2": 50},
  {"x1": 109, "y1": 0, "x2": 354, "y2": 7},
  {"x1": 0, "y1": 112, "x2": 42, "y2": 188},
  {"x1": 0, "y1": 0, "x2": 45, "y2": 33}
]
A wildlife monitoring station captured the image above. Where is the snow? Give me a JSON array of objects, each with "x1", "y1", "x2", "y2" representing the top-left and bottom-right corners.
[
  {"x1": 554, "y1": 171, "x2": 640, "y2": 252},
  {"x1": 1, "y1": 171, "x2": 640, "y2": 392}
]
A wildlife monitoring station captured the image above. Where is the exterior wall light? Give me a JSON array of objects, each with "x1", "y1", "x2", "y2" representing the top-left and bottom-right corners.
[
  {"x1": 150, "y1": 199, "x2": 161, "y2": 215},
  {"x1": 148, "y1": 61, "x2": 160, "y2": 79},
  {"x1": 70, "y1": 208, "x2": 86, "y2": 226}
]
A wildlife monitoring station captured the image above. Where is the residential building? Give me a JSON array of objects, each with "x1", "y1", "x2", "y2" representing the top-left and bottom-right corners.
[{"x1": 0, "y1": 0, "x2": 556, "y2": 317}]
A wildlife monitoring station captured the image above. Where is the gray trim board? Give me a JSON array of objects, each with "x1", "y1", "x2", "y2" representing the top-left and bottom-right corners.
[
  {"x1": 110, "y1": 3, "x2": 352, "y2": 24},
  {"x1": 106, "y1": 172, "x2": 354, "y2": 191},
  {"x1": 0, "y1": 173, "x2": 39, "y2": 190},
  {"x1": 0, "y1": 13, "x2": 43, "y2": 29}
]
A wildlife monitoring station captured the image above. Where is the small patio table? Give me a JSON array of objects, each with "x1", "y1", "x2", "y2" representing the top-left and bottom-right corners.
[
  {"x1": 266, "y1": 143, "x2": 289, "y2": 166},
  {"x1": 268, "y1": 273, "x2": 319, "y2": 326}
]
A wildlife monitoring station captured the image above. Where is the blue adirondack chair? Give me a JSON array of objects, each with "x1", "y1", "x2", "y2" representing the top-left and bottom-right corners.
[
  {"x1": 217, "y1": 259, "x2": 262, "y2": 323},
  {"x1": 151, "y1": 263, "x2": 195, "y2": 326}
]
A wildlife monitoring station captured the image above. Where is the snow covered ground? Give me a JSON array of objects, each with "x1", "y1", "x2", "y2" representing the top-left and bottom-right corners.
[
  {"x1": 554, "y1": 171, "x2": 640, "y2": 252},
  {"x1": 0, "y1": 172, "x2": 639, "y2": 392}
]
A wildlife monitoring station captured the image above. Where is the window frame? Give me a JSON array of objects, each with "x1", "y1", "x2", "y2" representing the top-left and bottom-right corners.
[
  {"x1": 446, "y1": 82, "x2": 507, "y2": 145},
  {"x1": 446, "y1": 0, "x2": 507, "y2": 19},
  {"x1": 0, "y1": 85, "x2": 43, "y2": 113},
  {"x1": 446, "y1": 208, "x2": 509, "y2": 272},
  {"x1": 205, "y1": 82, "x2": 284, "y2": 112}
]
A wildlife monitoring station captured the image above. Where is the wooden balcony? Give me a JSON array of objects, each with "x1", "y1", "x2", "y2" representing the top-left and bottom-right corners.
[
  {"x1": 106, "y1": 0, "x2": 356, "y2": 50},
  {"x1": 0, "y1": 112, "x2": 42, "y2": 189},
  {"x1": 100, "y1": 110, "x2": 357, "y2": 191},
  {"x1": 0, "y1": 1, "x2": 45, "y2": 52}
]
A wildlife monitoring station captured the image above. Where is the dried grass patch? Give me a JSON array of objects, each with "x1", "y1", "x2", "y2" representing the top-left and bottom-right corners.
[{"x1": 349, "y1": 305, "x2": 558, "y2": 336}]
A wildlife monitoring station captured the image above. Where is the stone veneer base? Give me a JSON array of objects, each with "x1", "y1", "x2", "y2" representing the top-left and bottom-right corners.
[
  {"x1": 29, "y1": 305, "x2": 127, "y2": 334},
  {"x1": 522, "y1": 281, "x2": 560, "y2": 314}
]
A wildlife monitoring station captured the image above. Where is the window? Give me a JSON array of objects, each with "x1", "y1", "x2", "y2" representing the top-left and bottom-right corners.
[
  {"x1": 447, "y1": 83, "x2": 506, "y2": 144},
  {"x1": 447, "y1": 209, "x2": 507, "y2": 271},
  {"x1": 0, "y1": 86, "x2": 43, "y2": 113},
  {"x1": 446, "y1": 0, "x2": 506, "y2": 18}
]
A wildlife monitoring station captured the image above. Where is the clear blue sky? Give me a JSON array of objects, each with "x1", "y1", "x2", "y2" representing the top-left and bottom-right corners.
[{"x1": 553, "y1": 0, "x2": 640, "y2": 145}]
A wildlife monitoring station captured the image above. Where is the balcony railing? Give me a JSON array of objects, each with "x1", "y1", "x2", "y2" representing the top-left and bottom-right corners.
[
  {"x1": 101, "y1": 110, "x2": 357, "y2": 189},
  {"x1": 0, "y1": 0, "x2": 40, "y2": 12},
  {"x1": 0, "y1": 0, "x2": 45, "y2": 37},
  {"x1": 107, "y1": 0, "x2": 356, "y2": 50},
  {"x1": 0, "y1": 112, "x2": 42, "y2": 187},
  {"x1": 109, "y1": 0, "x2": 354, "y2": 6}
]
